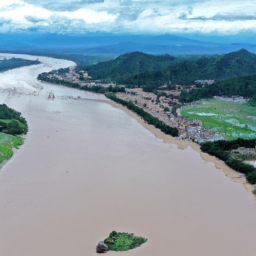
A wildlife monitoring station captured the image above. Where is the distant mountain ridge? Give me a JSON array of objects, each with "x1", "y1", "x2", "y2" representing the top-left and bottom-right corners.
[
  {"x1": 84, "y1": 49, "x2": 256, "y2": 91},
  {"x1": 2, "y1": 33, "x2": 256, "y2": 56}
]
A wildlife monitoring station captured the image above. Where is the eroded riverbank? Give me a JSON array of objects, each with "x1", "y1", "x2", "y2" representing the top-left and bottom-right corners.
[
  {"x1": 110, "y1": 100, "x2": 255, "y2": 192},
  {"x1": 0, "y1": 54, "x2": 256, "y2": 256}
]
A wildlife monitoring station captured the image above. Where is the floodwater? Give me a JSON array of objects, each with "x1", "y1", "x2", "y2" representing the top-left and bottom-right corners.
[{"x1": 0, "y1": 54, "x2": 256, "y2": 256}]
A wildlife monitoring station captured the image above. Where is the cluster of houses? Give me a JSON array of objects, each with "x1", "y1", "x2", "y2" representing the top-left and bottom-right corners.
[
  {"x1": 117, "y1": 88, "x2": 224, "y2": 143},
  {"x1": 213, "y1": 96, "x2": 249, "y2": 104},
  {"x1": 51, "y1": 67, "x2": 118, "y2": 88},
  {"x1": 195, "y1": 80, "x2": 214, "y2": 85}
]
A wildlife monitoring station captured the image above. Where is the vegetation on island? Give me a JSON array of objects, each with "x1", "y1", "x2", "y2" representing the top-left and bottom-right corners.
[
  {"x1": 0, "y1": 104, "x2": 28, "y2": 163},
  {"x1": 0, "y1": 58, "x2": 40, "y2": 73},
  {"x1": 106, "y1": 93, "x2": 179, "y2": 137},
  {"x1": 200, "y1": 139, "x2": 256, "y2": 184},
  {"x1": 104, "y1": 231, "x2": 147, "y2": 251}
]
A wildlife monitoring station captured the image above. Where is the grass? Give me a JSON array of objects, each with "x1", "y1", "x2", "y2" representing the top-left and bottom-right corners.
[
  {"x1": 104, "y1": 231, "x2": 147, "y2": 251},
  {"x1": 0, "y1": 132, "x2": 24, "y2": 162},
  {"x1": 181, "y1": 100, "x2": 256, "y2": 140}
]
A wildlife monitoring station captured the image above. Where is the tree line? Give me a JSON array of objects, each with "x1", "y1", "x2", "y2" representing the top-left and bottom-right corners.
[
  {"x1": 38, "y1": 73, "x2": 125, "y2": 94},
  {"x1": 105, "y1": 93, "x2": 178, "y2": 137},
  {"x1": 0, "y1": 58, "x2": 40, "y2": 73},
  {"x1": 200, "y1": 139, "x2": 256, "y2": 184}
]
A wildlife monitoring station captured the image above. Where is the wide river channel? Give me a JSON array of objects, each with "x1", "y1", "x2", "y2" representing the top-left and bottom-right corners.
[{"x1": 0, "y1": 54, "x2": 256, "y2": 256}]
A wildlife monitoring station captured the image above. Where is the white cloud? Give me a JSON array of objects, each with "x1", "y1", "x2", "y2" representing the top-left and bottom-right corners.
[
  {"x1": 0, "y1": 0, "x2": 256, "y2": 34},
  {"x1": 59, "y1": 9, "x2": 118, "y2": 24}
]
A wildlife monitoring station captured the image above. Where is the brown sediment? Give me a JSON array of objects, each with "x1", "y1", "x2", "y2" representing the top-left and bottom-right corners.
[
  {"x1": 108, "y1": 100, "x2": 256, "y2": 195},
  {"x1": 2, "y1": 54, "x2": 256, "y2": 256}
]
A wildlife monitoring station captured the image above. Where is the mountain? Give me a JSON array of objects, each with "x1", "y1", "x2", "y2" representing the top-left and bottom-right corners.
[
  {"x1": 113, "y1": 49, "x2": 256, "y2": 91},
  {"x1": 204, "y1": 49, "x2": 256, "y2": 79},
  {"x1": 85, "y1": 51, "x2": 176, "y2": 82},
  {"x1": 1, "y1": 33, "x2": 256, "y2": 56}
]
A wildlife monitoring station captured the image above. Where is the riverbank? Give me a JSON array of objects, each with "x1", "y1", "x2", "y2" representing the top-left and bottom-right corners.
[{"x1": 108, "y1": 100, "x2": 255, "y2": 194}]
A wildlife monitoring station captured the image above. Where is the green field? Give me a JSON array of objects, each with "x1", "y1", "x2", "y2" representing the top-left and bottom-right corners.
[
  {"x1": 181, "y1": 100, "x2": 256, "y2": 140},
  {"x1": 0, "y1": 132, "x2": 24, "y2": 162}
]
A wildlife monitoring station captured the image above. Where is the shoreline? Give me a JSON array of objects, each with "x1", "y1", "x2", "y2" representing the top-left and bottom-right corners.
[
  {"x1": 107, "y1": 100, "x2": 256, "y2": 195},
  {"x1": 0, "y1": 53, "x2": 75, "y2": 172},
  {"x1": 1, "y1": 54, "x2": 256, "y2": 256}
]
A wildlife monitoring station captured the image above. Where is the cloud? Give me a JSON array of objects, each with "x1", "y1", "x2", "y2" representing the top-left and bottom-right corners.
[
  {"x1": 0, "y1": 0, "x2": 256, "y2": 34},
  {"x1": 23, "y1": 0, "x2": 105, "y2": 11},
  {"x1": 181, "y1": 15, "x2": 256, "y2": 21}
]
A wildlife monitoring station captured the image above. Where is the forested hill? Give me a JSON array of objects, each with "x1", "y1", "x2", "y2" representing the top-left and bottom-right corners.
[
  {"x1": 178, "y1": 73, "x2": 256, "y2": 103},
  {"x1": 85, "y1": 49, "x2": 256, "y2": 92},
  {"x1": 121, "y1": 49, "x2": 256, "y2": 91},
  {"x1": 85, "y1": 52, "x2": 176, "y2": 82},
  {"x1": 0, "y1": 58, "x2": 40, "y2": 72}
]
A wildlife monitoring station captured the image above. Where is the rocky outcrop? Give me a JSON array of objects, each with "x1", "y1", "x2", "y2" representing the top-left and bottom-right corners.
[{"x1": 96, "y1": 241, "x2": 109, "y2": 253}]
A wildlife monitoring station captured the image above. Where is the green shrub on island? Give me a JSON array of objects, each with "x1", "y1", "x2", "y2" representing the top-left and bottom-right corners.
[{"x1": 104, "y1": 231, "x2": 147, "y2": 251}]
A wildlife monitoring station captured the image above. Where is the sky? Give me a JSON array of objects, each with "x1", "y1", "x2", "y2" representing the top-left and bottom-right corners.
[{"x1": 0, "y1": 0, "x2": 256, "y2": 35}]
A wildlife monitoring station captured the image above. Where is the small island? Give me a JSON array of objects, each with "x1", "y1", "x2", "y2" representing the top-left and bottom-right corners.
[{"x1": 97, "y1": 231, "x2": 147, "y2": 253}]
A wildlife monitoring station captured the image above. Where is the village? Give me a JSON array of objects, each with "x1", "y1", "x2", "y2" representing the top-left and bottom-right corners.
[{"x1": 43, "y1": 66, "x2": 224, "y2": 143}]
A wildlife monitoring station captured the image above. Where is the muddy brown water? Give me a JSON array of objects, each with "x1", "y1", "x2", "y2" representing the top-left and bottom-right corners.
[{"x1": 0, "y1": 54, "x2": 256, "y2": 256}]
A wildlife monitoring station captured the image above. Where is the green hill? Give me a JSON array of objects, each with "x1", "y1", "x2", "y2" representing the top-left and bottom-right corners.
[
  {"x1": 85, "y1": 51, "x2": 176, "y2": 82},
  {"x1": 85, "y1": 49, "x2": 256, "y2": 92},
  {"x1": 123, "y1": 49, "x2": 256, "y2": 91},
  {"x1": 200, "y1": 49, "x2": 256, "y2": 79},
  {"x1": 179, "y1": 73, "x2": 256, "y2": 103}
]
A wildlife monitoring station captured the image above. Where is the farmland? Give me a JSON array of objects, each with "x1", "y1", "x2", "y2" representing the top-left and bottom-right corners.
[{"x1": 181, "y1": 100, "x2": 256, "y2": 140}]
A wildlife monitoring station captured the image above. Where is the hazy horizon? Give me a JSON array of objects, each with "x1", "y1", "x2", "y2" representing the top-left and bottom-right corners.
[{"x1": 0, "y1": 0, "x2": 256, "y2": 39}]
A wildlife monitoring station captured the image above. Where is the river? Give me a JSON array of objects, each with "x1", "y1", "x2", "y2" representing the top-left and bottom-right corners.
[{"x1": 0, "y1": 54, "x2": 256, "y2": 256}]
